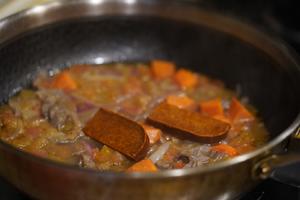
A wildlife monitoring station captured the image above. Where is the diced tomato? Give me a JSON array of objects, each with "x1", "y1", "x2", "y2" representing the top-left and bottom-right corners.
[
  {"x1": 200, "y1": 98, "x2": 224, "y2": 116},
  {"x1": 228, "y1": 98, "x2": 254, "y2": 122},
  {"x1": 142, "y1": 124, "x2": 161, "y2": 144},
  {"x1": 151, "y1": 60, "x2": 175, "y2": 79},
  {"x1": 127, "y1": 159, "x2": 157, "y2": 172},
  {"x1": 51, "y1": 71, "x2": 77, "y2": 90},
  {"x1": 174, "y1": 69, "x2": 198, "y2": 88}
]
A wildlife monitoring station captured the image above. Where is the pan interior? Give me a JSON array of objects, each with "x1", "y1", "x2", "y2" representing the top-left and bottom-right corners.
[{"x1": 0, "y1": 16, "x2": 299, "y2": 140}]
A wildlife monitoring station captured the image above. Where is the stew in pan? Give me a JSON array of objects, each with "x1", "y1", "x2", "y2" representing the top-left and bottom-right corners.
[{"x1": 0, "y1": 61, "x2": 268, "y2": 172}]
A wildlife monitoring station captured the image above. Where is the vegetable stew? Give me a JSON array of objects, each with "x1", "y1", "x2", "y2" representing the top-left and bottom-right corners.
[{"x1": 0, "y1": 61, "x2": 268, "y2": 172}]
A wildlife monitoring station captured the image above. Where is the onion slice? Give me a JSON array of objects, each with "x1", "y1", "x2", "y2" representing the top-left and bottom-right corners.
[{"x1": 149, "y1": 142, "x2": 170, "y2": 163}]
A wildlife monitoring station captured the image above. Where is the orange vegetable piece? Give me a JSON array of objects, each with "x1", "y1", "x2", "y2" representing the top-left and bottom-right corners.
[
  {"x1": 147, "y1": 102, "x2": 231, "y2": 143},
  {"x1": 127, "y1": 159, "x2": 157, "y2": 172},
  {"x1": 51, "y1": 71, "x2": 77, "y2": 90},
  {"x1": 151, "y1": 60, "x2": 175, "y2": 79},
  {"x1": 83, "y1": 108, "x2": 149, "y2": 161},
  {"x1": 200, "y1": 98, "x2": 224, "y2": 116},
  {"x1": 228, "y1": 98, "x2": 254, "y2": 122},
  {"x1": 211, "y1": 144, "x2": 238, "y2": 157},
  {"x1": 142, "y1": 124, "x2": 161, "y2": 144},
  {"x1": 166, "y1": 95, "x2": 195, "y2": 110},
  {"x1": 174, "y1": 69, "x2": 198, "y2": 88}
]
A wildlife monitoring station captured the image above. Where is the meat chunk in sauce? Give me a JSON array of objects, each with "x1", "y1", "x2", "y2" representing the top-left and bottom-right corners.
[{"x1": 37, "y1": 90, "x2": 82, "y2": 142}]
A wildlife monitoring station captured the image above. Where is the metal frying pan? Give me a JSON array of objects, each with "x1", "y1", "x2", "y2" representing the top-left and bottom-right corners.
[{"x1": 0, "y1": 0, "x2": 300, "y2": 199}]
